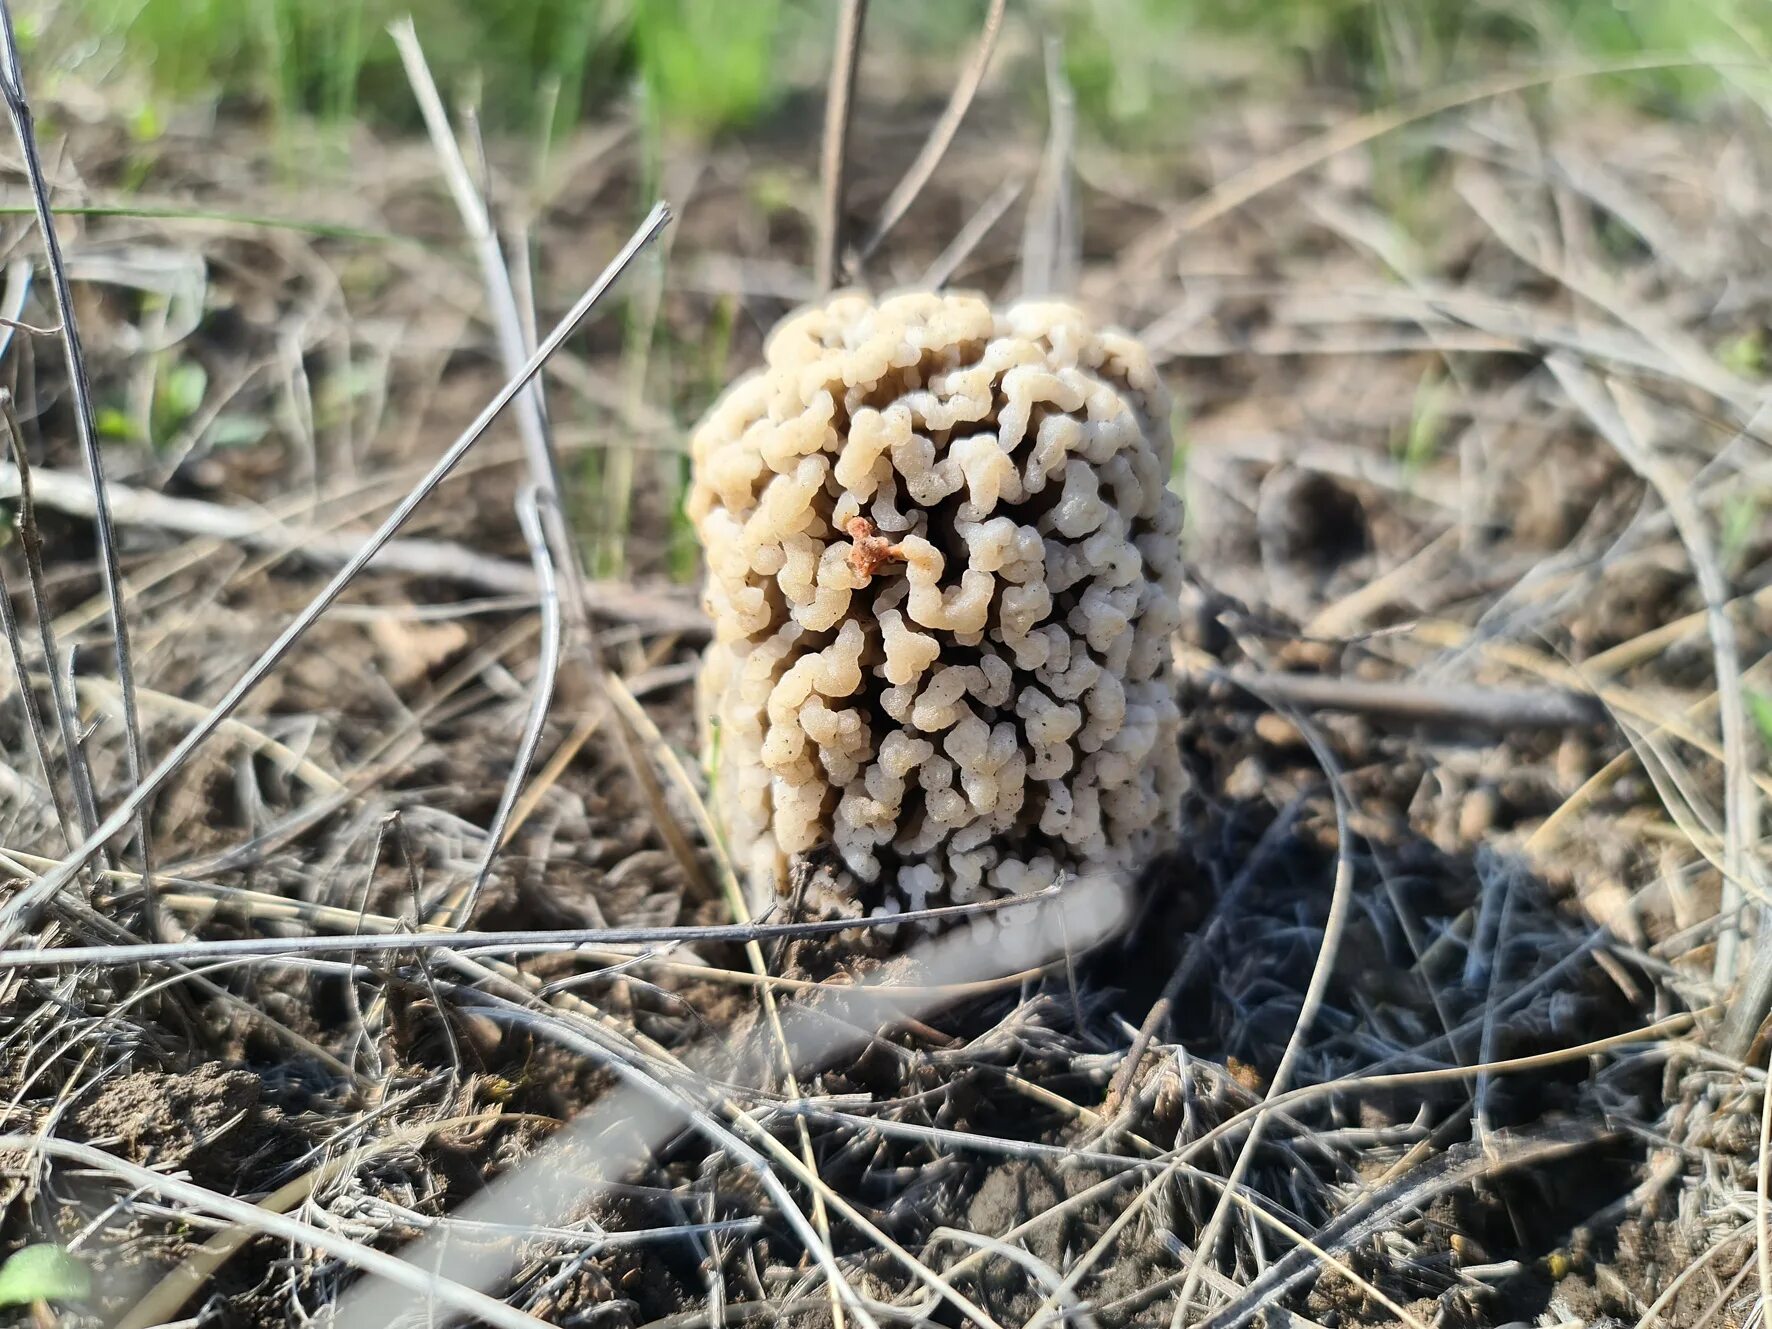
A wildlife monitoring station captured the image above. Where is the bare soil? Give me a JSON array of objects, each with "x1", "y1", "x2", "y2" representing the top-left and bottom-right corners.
[{"x1": 0, "y1": 38, "x2": 1767, "y2": 1329}]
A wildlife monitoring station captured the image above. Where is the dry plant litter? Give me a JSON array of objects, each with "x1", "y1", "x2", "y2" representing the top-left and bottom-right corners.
[{"x1": 0, "y1": 6, "x2": 1766, "y2": 1329}]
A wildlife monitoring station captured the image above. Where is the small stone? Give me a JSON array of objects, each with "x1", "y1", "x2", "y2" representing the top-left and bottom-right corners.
[
  {"x1": 1458, "y1": 785, "x2": 1499, "y2": 842},
  {"x1": 1225, "y1": 755, "x2": 1268, "y2": 803},
  {"x1": 1555, "y1": 733, "x2": 1591, "y2": 792},
  {"x1": 1253, "y1": 712, "x2": 1303, "y2": 748}
]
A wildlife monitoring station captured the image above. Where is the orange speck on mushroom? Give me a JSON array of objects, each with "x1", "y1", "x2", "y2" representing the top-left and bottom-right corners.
[
  {"x1": 686, "y1": 291, "x2": 1185, "y2": 929},
  {"x1": 844, "y1": 515, "x2": 905, "y2": 579}
]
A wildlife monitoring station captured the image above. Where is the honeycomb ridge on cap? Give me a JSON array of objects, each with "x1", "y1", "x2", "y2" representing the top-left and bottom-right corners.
[{"x1": 688, "y1": 290, "x2": 1184, "y2": 930}]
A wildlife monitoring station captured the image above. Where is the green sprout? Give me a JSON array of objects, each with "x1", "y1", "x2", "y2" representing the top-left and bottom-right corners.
[{"x1": 0, "y1": 1244, "x2": 92, "y2": 1311}]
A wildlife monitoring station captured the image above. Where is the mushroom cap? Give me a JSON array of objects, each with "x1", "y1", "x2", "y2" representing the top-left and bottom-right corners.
[{"x1": 689, "y1": 291, "x2": 1184, "y2": 930}]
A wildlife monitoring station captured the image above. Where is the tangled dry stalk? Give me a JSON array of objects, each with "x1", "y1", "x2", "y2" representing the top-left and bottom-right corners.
[{"x1": 0, "y1": 9, "x2": 1766, "y2": 1329}]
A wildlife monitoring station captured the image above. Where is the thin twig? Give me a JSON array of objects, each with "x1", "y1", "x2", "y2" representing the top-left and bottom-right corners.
[
  {"x1": 0, "y1": 2, "x2": 153, "y2": 910},
  {"x1": 0, "y1": 458, "x2": 706, "y2": 632},
  {"x1": 1168, "y1": 675, "x2": 1361, "y2": 1326},
  {"x1": 853, "y1": 0, "x2": 1006, "y2": 267},
  {"x1": 0, "y1": 887, "x2": 1061, "y2": 969},
  {"x1": 392, "y1": 18, "x2": 559, "y2": 495},
  {"x1": 815, "y1": 0, "x2": 868, "y2": 292},
  {"x1": 0, "y1": 203, "x2": 672, "y2": 944},
  {"x1": 1549, "y1": 361, "x2": 1759, "y2": 1003},
  {"x1": 450, "y1": 489, "x2": 563, "y2": 928},
  {"x1": 0, "y1": 1134, "x2": 554, "y2": 1329},
  {"x1": 1184, "y1": 665, "x2": 1607, "y2": 731}
]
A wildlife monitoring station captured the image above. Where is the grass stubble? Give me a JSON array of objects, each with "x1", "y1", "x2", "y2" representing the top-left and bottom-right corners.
[{"x1": 0, "y1": 4, "x2": 1769, "y2": 1328}]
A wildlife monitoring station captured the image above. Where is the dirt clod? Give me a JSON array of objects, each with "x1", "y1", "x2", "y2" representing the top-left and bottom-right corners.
[{"x1": 71, "y1": 1065, "x2": 264, "y2": 1173}]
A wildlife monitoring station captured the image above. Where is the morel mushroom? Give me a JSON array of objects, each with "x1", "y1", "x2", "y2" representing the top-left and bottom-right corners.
[{"x1": 688, "y1": 291, "x2": 1184, "y2": 928}]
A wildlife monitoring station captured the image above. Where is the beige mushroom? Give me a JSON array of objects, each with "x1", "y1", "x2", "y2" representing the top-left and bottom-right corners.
[{"x1": 689, "y1": 291, "x2": 1184, "y2": 932}]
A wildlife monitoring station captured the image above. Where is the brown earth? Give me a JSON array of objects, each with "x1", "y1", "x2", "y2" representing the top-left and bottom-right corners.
[{"x1": 0, "y1": 29, "x2": 1765, "y2": 1329}]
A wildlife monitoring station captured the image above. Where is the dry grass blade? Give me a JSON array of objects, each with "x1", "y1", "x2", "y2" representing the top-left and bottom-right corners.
[
  {"x1": 1530, "y1": 679, "x2": 1744, "y2": 854},
  {"x1": 1116, "y1": 53, "x2": 1751, "y2": 276},
  {"x1": 1182, "y1": 1012, "x2": 1704, "y2": 1183},
  {"x1": 852, "y1": 0, "x2": 1006, "y2": 267},
  {"x1": 0, "y1": 33, "x2": 131, "y2": 875},
  {"x1": 1634, "y1": 1226, "x2": 1755, "y2": 1329},
  {"x1": 598, "y1": 673, "x2": 721, "y2": 905},
  {"x1": 0, "y1": 559, "x2": 75, "y2": 851},
  {"x1": 0, "y1": 0, "x2": 157, "y2": 920},
  {"x1": 1547, "y1": 359, "x2": 1760, "y2": 1007},
  {"x1": 1446, "y1": 641, "x2": 1763, "y2": 792},
  {"x1": 70, "y1": 674, "x2": 342, "y2": 796},
  {"x1": 0, "y1": 457, "x2": 706, "y2": 630},
  {"x1": 930, "y1": 1074, "x2": 1615, "y2": 1327},
  {"x1": 392, "y1": 16, "x2": 558, "y2": 494},
  {"x1": 332, "y1": 880, "x2": 1127, "y2": 1327},
  {"x1": 921, "y1": 177, "x2": 1025, "y2": 290},
  {"x1": 815, "y1": 0, "x2": 869, "y2": 292},
  {"x1": 0, "y1": 202, "x2": 672, "y2": 944},
  {"x1": 599, "y1": 669, "x2": 847, "y2": 1328},
  {"x1": 99, "y1": 872, "x2": 1045, "y2": 997},
  {"x1": 0, "y1": 408, "x2": 80, "y2": 855},
  {"x1": 0, "y1": 311, "x2": 55, "y2": 335},
  {"x1": 1759, "y1": 1040, "x2": 1772, "y2": 1323},
  {"x1": 113, "y1": 1111, "x2": 559, "y2": 1329},
  {"x1": 1304, "y1": 528, "x2": 1459, "y2": 638},
  {"x1": 333, "y1": 991, "x2": 886, "y2": 1329},
  {"x1": 731, "y1": 1111, "x2": 1005, "y2": 1329},
  {"x1": 0, "y1": 1134, "x2": 554, "y2": 1329},
  {"x1": 450, "y1": 488, "x2": 563, "y2": 928},
  {"x1": 1166, "y1": 685, "x2": 1360, "y2": 1326},
  {"x1": 0, "y1": 891, "x2": 1057, "y2": 967},
  {"x1": 1455, "y1": 164, "x2": 1753, "y2": 411},
  {"x1": 937, "y1": 1228, "x2": 1082, "y2": 1320},
  {"x1": 1020, "y1": 32, "x2": 1076, "y2": 299},
  {"x1": 501, "y1": 709, "x2": 603, "y2": 843},
  {"x1": 1583, "y1": 584, "x2": 1772, "y2": 679},
  {"x1": 1198, "y1": 1129, "x2": 1608, "y2": 1329},
  {"x1": 122, "y1": 864, "x2": 1038, "y2": 984},
  {"x1": 1187, "y1": 664, "x2": 1606, "y2": 731},
  {"x1": 1085, "y1": 1167, "x2": 1431, "y2": 1329}
]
